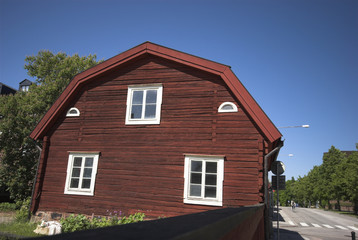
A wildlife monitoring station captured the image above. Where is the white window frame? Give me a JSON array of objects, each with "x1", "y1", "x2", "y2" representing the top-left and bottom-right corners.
[
  {"x1": 183, "y1": 155, "x2": 224, "y2": 206},
  {"x1": 218, "y1": 102, "x2": 238, "y2": 113},
  {"x1": 21, "y1": 85, "x2": 29, "y2": 92},
  {"x1": 125, "y1": 84, "x2": 163, "y2": 125},
  {"x1": 66, "y1": 107, "x2": 80, "y2": 117},
  {"x1": 64, "y1": 152, "x2": 99, "y2": 196}
]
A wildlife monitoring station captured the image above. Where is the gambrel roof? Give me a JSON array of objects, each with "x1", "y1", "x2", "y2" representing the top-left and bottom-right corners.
[{"x1": 30, "y1": 42, "x2": 282, "y2": 144}]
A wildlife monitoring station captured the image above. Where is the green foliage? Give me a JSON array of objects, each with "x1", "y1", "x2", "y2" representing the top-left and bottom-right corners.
[
  {"x1": 60, "y1": 214, "x2": 92, "y2": 233},
  {"x1": 281, "y1": 178, "x2": 298, "y2": 206},
  {"x1": 344, "y1": 151, "x2": 358, "y2": 213},
  {"x1": 0, "y1": 51, "x2": 100, "y2": 201},
  {"x1": 0, "y1": 203, "x2": 17, "y2": 212},
  {"x1": 278, "y1": 144, "x2": 358, "y2": 213},
  {"x1": 0, "y1": 199, "x2": 38, "y2": 238},
  {"x1": 14, "y1": 198, "x2": 30, "y2": 222},
  {"x1": 60, "y1": 212, "x2": 145, "y2": 233}
]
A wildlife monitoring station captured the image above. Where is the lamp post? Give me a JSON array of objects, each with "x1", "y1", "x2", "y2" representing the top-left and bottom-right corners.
[{"x1": 272, "y1": 124, "x2": 309, "y2": 240}]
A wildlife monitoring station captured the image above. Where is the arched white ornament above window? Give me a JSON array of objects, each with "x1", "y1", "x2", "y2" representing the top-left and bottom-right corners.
[
  {"x1": 66, "y1": 107, "x2": 80, "y2": 117},
  {"x1": 218, "y1": 102, "x2": 238, "y2": 113}
]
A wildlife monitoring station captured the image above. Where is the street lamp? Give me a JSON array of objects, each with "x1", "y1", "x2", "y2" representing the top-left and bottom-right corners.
[
  {"x1": 278, "y1": 125, "x2": 309, "y2": 129},
  {"x1": 272, "y1": 124, "x2": 308, "y2": 240}
]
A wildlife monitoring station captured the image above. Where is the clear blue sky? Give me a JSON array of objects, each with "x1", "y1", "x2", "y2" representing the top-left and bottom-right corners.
[{"x1": 1, "y1": 0, "x2": 357, "y2": 180}]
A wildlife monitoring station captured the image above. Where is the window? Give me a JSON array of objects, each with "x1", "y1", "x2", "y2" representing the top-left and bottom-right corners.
[
  {"x1": 184, "y1": 155, "x2": 224, "y2": 206},
  {"x1": 66, "y1": 107, "x2": 80, "y2": 117},
  {"x1": 64, "y1": 152, "x2": 99, "y2": 196},
  {"x1": 218, "y1": 102, "x2": 238, "y2": 113},
  {"x1": 125, "y1": 84, "x2": 163, "y2": 125},
  {"x1": 21, "y1": 86, "x2": 29, "y2": 92}
]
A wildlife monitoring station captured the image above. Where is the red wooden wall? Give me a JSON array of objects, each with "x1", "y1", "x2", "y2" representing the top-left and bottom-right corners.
[{"x1": 34, "y1": 55, "x2": 268, "y2": 218}]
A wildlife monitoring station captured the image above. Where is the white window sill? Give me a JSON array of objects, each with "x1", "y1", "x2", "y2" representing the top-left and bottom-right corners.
[
  {"x1": 125, "y1": 119, "x2": 161, "y2": 125},
  {"x1": 64, "y1": 190, "x2": 94, "y2": 196},
  {"x1": 184, "y1": 198, "x2": 223, "y2": 207}
]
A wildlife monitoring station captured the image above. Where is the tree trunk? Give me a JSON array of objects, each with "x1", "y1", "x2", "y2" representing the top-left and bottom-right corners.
[
  {"x1": 354, "y1": 200, "x2": 358, "y2": 215},
  {"x1": 336, "y1": 199, "x2": 341, "y2": 211}
]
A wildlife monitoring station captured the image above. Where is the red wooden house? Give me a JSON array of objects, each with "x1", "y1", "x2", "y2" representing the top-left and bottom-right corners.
[{"x1": 30, "y1": 42, "x2": 282, "y2": 219}]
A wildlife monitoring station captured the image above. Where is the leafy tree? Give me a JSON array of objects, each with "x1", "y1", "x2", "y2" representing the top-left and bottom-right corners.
[
  {"x1": 278, "y1": 145, "x2": 357, "y2": 212},
  {"x1": 293, "y1": 175, "x2": 311, "y2": 207},
  {"x1": 0, "y1": 93, "x2": 39, "y2": 200},
  {"x1": 342, "y1": 149, "x2": 358, "y2": 213},
  {"x1": 321, "y1": 146, "x2": 347, "y2": 210},
  {"x1": 278, "y1": 177, "x2": 296, "y2": 206},
  {"x1": 306, "y1": 165, "x2": 324, "y2": 207},
  {"x1": 0, "y1": 51, "x2": 100, "y2": 201}
]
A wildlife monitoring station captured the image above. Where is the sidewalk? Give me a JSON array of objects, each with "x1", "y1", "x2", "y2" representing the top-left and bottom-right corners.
[
  {"x1": 269, "y1": 207, "x2": 306, "y2": 240},
  {"x1": 0, "y1": 212, "x2": 15, "y2": 224},
  {"x1": 270, "y1": 227, "x2": 306, "y2": 240}
]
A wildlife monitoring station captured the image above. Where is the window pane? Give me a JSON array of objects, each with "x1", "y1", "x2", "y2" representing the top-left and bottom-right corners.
[
  {"x1": 205, "y1": 186, "x2": 217, "y2": 198},
  {"x1": 85, "y1": 158, "x2": 93, "y2": 167},
  {"x1": 146, "y1": 90, "x2": 157, "y2": 104},
  {"x1": 71, "y1": 168, "x2": 81, "y2": 177},
  {"x1": 190, "y1": 184, "x2": 201, "y2": 197},
  {"x1": 205, "y1": 174, "x2": 217, "y2": 185},
  {"x1": 131, "y1": 105, "x2": 142, "y2": 119},
  {"x1": 82, "y1": 179, "x2": 91, "y2": 189},
  {"x1": 144, "y1": 105, "x2": 156, "y2": 119},
  {"x1": 73, "y1": 157, "x2": 82, "y2": 167},
  {"x1": 191, "y1": 161, "x2": 202, "y2": 172},
  {"x1": 190, "y1": 173, "x2": 202, "y2": 184},
  {"x1": 132, "y1": 91, "x2": 143, "y2": 104},
  {"x1": 206, "y1": 162, "x2": 217, "y2": 173},
  {"x1": 83, "y1": 168, "x2": 92, "y2": 178},
  {"x1": 222, "y1": 104, "x2": 234, "y2": 110},
  {"x1": 70, "y1": 178, "x2": 79, "y2": 188}
]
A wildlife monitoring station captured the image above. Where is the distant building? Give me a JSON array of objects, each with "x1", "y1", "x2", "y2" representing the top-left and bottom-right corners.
[
  {"x1": 19, "y1": 79, "x2": 33, "y2": 92},
  {"x1": 0, "y1": 82, "x2": 17, "y2": 95}
]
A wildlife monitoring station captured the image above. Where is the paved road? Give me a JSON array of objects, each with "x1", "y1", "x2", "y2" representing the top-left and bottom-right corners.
[{"x1": 272, "y1": 207, "x2": 358, "y2": 240}]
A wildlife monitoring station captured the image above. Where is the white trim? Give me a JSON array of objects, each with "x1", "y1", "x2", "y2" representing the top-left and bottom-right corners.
[
  {"x1": 183, "y1": 153, "x2": 225, "y2": 158},
  {"x1": 183, "y1": 155, "x2": 224, "y2": 206},
  {"x1": 125, "y1": 84, "x2": 163, "y2": 125},
  {"x1": 64, "y1": 152, "x2": 99, "y2": 196},
  {"x1": 218, "y1": 102, "x2": 238, "y2": 113},
  {"x1": 66, "y1": 107, "x2": 80, "y2": 117}
]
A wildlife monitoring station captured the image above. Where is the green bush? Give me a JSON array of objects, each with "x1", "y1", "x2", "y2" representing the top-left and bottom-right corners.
[
  {"x1": 14, "y1": 198, "x2": 30, "y2": 223},
  {"x1": 0, "y1": 203, "x2": 17, "y2": 212},
  {"x1": 60, "y1": 214, "x2": 91, "y2": 233},
  {"x1": 60, "y1": 212, "x2": 145, "y2": 233}
]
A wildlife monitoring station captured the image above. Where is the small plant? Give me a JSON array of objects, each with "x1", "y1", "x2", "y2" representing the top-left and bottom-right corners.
[
  {"x1": 60, "y1": 214, "x2": 91, "y2": 233},
  {"x1": 14, "y1": 198, "x2": 31, "y2": 222},
  {"x1": 91, "y1": 216, "x2": 111, "y2": 228},
  {"x1": 120, "y1": 212, "x2": 145, "y2": 224},
  {"x1": 60, "y1": 211, "x2": 145, "y2": 233}
]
